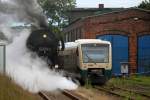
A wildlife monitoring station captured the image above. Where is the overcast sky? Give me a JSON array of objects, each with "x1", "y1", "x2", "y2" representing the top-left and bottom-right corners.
[{"x1": 76, "y1": 0, "x2": 145, "y2": 8}]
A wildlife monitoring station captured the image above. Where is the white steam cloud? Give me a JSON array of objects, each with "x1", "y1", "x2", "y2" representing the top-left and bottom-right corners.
[
  {"x1": 6, "y1": 29, "x2": 77, "y2": 93},
  {"x1": 0, "y1": 0, "x2": 78, "y2": 93}
]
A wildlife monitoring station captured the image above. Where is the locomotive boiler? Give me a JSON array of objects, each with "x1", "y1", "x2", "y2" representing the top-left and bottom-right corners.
[{"x1": 26, "y1": 28, "x2": 64, "y2": 68}]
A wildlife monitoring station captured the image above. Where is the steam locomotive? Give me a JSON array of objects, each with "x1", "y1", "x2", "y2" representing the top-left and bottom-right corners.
[{"x1": 26, "y1": 28, "x2": 64, "y2": 68}]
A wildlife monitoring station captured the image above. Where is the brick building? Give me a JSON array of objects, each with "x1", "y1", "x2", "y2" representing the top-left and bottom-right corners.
[{"x1": 63, "y1": 8, "x2": 150, "y2": 75}]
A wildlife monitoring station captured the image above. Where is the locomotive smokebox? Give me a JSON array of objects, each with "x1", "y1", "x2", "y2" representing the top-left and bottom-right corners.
[{"x1": 26, "y1": 28, "x2": 64, "y2": 67}]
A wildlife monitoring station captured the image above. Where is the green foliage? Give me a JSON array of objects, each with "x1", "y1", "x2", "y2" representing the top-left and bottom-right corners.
[
  {"x1": 38, "y1": 0, "x2": 76, "y2": 31},
  {"x1": 138, "y1": 0, "x2": 150, "y2": 10}
]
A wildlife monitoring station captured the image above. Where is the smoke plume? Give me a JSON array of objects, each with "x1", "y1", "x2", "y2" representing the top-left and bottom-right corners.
[
  {"x1": 0, "y1": 0, "x2": 78, "y2": 93},
  {"x1": 0, "y1": 0, "x2": 48, "y2": 28}
]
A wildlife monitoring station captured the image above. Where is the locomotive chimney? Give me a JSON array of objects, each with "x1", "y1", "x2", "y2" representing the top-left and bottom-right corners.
[{"x1": 98, "y1": 4, "x2": 104, "y2": 8}]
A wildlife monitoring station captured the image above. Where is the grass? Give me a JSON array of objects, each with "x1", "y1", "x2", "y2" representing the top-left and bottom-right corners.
[
  {"x1": 107, "y1": 75, "x2": 150, "y2": 87},
  {"x1": 128, "y1": 75, "x2": 150, "y2": 86},
  {"x1": 0, "y1": 74, "x2": 41, "y2": 100},
  {"x1": 105, "y1": 75, "x2": 150, "y2": 99}
]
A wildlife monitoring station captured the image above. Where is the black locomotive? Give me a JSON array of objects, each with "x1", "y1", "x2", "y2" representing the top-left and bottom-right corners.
[{"x1": 26, "y1": 28, "x2": 64, "y2": 68}]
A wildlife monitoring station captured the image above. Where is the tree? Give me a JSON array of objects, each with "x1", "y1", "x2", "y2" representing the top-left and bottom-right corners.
[
  {"x1": 138, "y1": 0, "x2": 150, "y2": 10},
  {"x1": 38, "y1": 0, "x2": 76, "y2": 31}
]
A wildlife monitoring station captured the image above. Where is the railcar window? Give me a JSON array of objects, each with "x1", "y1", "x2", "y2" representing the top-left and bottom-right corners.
[{"x1": 81, "y1": 44, "x2": 109, "y2": 63}]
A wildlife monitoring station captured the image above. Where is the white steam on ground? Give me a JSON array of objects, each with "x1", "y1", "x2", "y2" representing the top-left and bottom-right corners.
[{"x1": 0, "y1": 0, "x2": 78, "y2": 93}]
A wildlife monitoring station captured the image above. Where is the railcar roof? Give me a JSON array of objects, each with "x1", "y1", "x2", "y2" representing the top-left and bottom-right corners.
[
  {"x1": 75, "y1": 39, "x2": 110, "y2": 44},
  {"x1": 65, "y1": 42, "x2": 78, "y2": 48},
  {"x1": 64, "y1": 39, "x2": 111, "y2": 50}
]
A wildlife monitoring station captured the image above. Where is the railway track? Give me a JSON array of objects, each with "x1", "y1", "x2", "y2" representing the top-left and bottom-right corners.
[
  {"x1": 94, "y1": 86, "x2": 150, "y2": 100},
  {"x1": 94, "y1": 86, "x2": 130, "y2": 99},
  {"x1": 38, "y1": 86, "x2": 150, "y2": 100},
  {"x1": 115, "y1": 87, "x2": 150, "y2": 98},
  {"x1": 39, "y1": 92, "x2": 50, "y2": 100},
  {"x1": 39, "y1": 90, "x2": 88, "y2": 100}
]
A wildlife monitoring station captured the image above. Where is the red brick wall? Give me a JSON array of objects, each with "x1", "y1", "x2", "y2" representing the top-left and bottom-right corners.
[{"x1": 64, "y1": 9, "x2": 150, "y2": 73}]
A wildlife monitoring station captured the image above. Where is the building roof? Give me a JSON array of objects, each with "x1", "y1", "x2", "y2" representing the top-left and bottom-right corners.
[
  {"x1": 67, "y1": 7, "x2": 124, "y2": 23},
  {"x1": 82, "y1": 8, "x2": 150, "y2": 19},
  {"x1": 69, "y1": 7, "x2": 124, "y2": 12},
  {"x1": 65, "y1": 8, "x2": 150, "y2": 27},
  {"x1": 69, "y1": 8, "x2": 125, "y2": 14}
]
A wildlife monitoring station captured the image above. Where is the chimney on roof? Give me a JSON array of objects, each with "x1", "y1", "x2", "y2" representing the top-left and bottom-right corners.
[{"x1": 98, "y1": 4, "x2": 104, "y2": 8}]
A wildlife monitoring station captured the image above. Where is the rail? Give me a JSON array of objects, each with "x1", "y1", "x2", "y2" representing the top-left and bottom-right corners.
[
  {"x1": 38, "y1": 91, "x2": 51, "y2": 100},
  {"x1": 39, "y1": 90, "x2": 88, "y2": 100},
  {"x1": 94, "y1": 86, "x2": 150, "y2": 100},
  {"x1": 94, "y1": 86, "x2": 131, "y2": 99},
  {"x1": 62, "y1": 90, "x2": 88, "y2": 100}
]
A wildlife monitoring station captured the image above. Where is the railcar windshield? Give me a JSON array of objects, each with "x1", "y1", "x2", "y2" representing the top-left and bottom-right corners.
[{"x1": 81, "y1": 44, "x2": 109, "y2": 63}]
